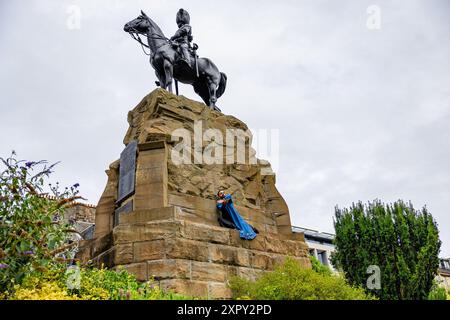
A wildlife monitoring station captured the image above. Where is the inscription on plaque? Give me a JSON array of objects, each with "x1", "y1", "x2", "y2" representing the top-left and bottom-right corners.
[
  {"x1": 117, "y1": 140, "x2": 138, "y2": 204},
  {"x1": 114, "y1": 200, "x2": 133, "y2": 227}
]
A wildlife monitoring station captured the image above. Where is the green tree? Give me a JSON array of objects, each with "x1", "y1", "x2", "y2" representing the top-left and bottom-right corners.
[
  {"x1": 332, "y1": 200, "x2": 441, "y2": 300},
  {"x1": 0, "y1": 152, "x2": 81, "y2": 293}
]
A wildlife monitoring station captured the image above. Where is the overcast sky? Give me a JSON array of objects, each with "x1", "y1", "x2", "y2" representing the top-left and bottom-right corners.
[{"x1": 1, "y1": 0, "x2": 449, "y2": 257}]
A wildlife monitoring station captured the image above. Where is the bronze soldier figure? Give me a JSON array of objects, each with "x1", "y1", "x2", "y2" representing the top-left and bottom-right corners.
[{"x1": 170, "y1": 9, "x2": 192, "y2": 67}]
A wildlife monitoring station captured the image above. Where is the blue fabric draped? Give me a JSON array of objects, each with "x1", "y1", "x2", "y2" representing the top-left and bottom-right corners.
[{"x1": 216, "y1": 194, "x2": 257, "y2": 240}]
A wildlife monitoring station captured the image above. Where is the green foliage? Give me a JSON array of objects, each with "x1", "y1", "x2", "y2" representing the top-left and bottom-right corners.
[
  {"x1": 332, "y1": 200, "x2": 441, "y2": 300},
  {"x1": 310, "y1": 256, "x2": 332, "y2": 276},
  {"x1": 4, "y1": 265, "x2": 190, "y2": 300},
  {"x1": 427, "y1": 283, "x2": 447, "y2": 300},
  {"x1": 0, "y1": 152, "x2": 83, "y2": 293},
  {"x1": 229, "y1": 257, "x2": 375, "y2": 300},
  {"x1": 68, "y1": 266, "x2": 190, "y2": 300},
  {"x1": 0, "y1": 152, "x2": 190, "y2": 300}
]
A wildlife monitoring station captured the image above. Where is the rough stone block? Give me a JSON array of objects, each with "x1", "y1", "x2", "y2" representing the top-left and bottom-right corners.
[
  {"x1": 191, "y1": 261, "x2": 227, "y2": 282},
  {"x1": 114, "y1": 243, "x2": 133, "y2": 265},
  {"x1": 277, "y1": 224, "x2": 294, "y2": 235},
  {"x1": 209, "y1": 244, "x2": 250, "y2": 266},
  {"x1": 243, "y1": 207, "x2": 275, "y2": 225},
  {"x1": 183, "y1": 221, "x2": 230, "y2": 245},
  {"x1": 175, "y1": 209, "x2": 219, "y2": 225},
  {"x1": 283, "y1": 239, "x2": 309, "y2": 257},
  {"x1": 159, "y1": 279, "x2": 208, "y2": 298},
  {"x1": 119, "y1": 207, "x2": 176, "y2": 224},
  {"x1": 147, "y1": 259, "x2": 190, "y2": 280},
  {"x1": 237, "y1": 266, "x2": 265, "y2": 282},
  {"x1": 133, "y1": 240, "x2": 165, "y2": 262},
  {"x1": 139, "y1": 221, "x2": 181, "y2": 239},
  {"x1": 265, "y1": 224, "x2": 278, "y2": 234},
  {"x1": 165, "y1": 238, "x2": 209, "y2": 262},
  {"x1": 134, "y1": 148, "x2": 168, "y2": 210},
  {"x1": 113, "y1": 221, "x2": 181, "y2": 243},
  {"x1": 225, "y1": 265, "x2": 239, "y2": 281},
  {"x1": 265, "y1": 237, "x2": 288, "y2": 255},
  {"x1": 208, "y1": 282, "x2": 233, "y2": 299},
  {"x1": 118, "y1": 262, "x2": 148, "y2": 281},
  {"x1": 113, "y1": 225, "x2": 138, "y2": 243},
  {"x1": 249, "y1": 251, "x2": 277, "y2": 270}
]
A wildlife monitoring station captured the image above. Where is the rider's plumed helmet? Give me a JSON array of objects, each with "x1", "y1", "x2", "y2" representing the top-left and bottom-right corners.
[{"x1": 176, "y1": 8, "x2": 190, "y2": 25}]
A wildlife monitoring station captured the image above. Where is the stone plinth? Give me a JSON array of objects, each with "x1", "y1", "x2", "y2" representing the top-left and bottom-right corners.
[
  {"x1": 77, "y1": 89, "x2": 310, "y2": 298},
  {"x1": 110, "y1": 206, "x2": 309, "y2": 299}
]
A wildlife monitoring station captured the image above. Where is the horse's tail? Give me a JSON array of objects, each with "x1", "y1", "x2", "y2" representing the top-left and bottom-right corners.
[{"x1": 216, "y1": 72, "x2": 227, "y2": 99}]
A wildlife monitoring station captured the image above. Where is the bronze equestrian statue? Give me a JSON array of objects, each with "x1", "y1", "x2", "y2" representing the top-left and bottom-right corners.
[{"x1": 124, "y1": 9, "x2": 227, "y2": 110}]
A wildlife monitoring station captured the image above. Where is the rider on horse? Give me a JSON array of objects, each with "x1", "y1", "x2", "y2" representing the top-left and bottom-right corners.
[{"x1": 170, "y1": 9, "x2": 193, "y2": 67}]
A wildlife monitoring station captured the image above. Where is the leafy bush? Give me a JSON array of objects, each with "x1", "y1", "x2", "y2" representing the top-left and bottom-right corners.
[
  {"x1": 0, "y1": 152, "x2": 82, "y2": 293},
  {"x1": 310, "y1": 256, "x2": 333, "y2": 276},
  {"x1": 427, "y1": 283, "x2": 448, "y2": 300},
  {"x1": 229, "y1": 257, "x2": 375, "y2": 300},
  {"x1": 9, "y1": 278, "x2": 79, "y2": 300},
  {"x1": 5, "y1": 265, "x2": 190, "y2": 300},
  {"x1": 0, "y1": 152, "x2": 190, "y2": 300}
]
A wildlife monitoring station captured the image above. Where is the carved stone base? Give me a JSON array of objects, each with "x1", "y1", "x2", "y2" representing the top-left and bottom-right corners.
[
  {"x1": 77, "y1": 89, "x2": 311, "y2": 298},
  {"x1": 79, "y1": 205, "x2": 309, "y2": 298}
]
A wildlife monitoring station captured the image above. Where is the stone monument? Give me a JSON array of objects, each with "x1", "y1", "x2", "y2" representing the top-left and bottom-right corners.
[
  {"x1": 77, "y1": 8, "x2": 310, "y2": 299},
  {"x1": 77, "y1": 89, "x2": 310, "y2": 298}
]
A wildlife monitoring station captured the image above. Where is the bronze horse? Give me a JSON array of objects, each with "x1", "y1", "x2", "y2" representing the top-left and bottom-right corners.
[{"x1": 124, "y1": 11, "x2": 227, "y2": 110}]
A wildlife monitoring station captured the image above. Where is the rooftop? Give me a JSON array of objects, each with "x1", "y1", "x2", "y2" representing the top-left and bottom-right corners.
[{"x1": 292, "y1": 226, "x2": 335, "y2": 245}]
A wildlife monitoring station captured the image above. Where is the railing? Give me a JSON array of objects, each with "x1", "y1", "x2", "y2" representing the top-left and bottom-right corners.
[{"x1": 292, "y1": 226, "x2": 335, "y2": 241}]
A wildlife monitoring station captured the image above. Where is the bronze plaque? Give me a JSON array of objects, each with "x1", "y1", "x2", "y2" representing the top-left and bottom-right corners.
[{"x1": 117, "y1": 140, "x2": 138, "y2": 204}]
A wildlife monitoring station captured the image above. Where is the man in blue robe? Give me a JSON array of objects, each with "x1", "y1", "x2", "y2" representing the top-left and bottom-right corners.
[{"x1": 216, "y1": 191, "x2": 258, "y2": 240}]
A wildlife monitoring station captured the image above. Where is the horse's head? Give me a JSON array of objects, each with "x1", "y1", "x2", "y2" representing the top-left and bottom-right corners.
[{"x1": 124, "y1": 10, "x2": 151, "y2": 35}]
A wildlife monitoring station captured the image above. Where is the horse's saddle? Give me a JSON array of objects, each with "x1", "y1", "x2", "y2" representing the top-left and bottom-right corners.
[{"x1": 171, "y1": 42, "x2": 198, "y2": 71}]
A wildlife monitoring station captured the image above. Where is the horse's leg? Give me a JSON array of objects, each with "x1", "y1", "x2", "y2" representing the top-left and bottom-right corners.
[
  {"x1": 207, "y1": 78, "x2": 218, "y2": 109},
  {"x1": 154, "y1": 70, "x2": 164, "y2": 87},
  {"x1": 163, "y1": 59, "x2": 173, "y2": 93}
]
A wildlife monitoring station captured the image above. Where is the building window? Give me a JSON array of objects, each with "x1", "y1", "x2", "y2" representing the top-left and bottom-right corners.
[
  {"x1": 317, "y1": 251, "x2": 328, "y2": 266},
  {"x1": 444, "y1": 260, "x2": 450, "y2": 270}
]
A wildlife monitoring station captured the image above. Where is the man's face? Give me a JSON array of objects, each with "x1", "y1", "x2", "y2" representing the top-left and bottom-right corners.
[{"x1": 218, "y1": 192, "x2": 225, "y2": 199}]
